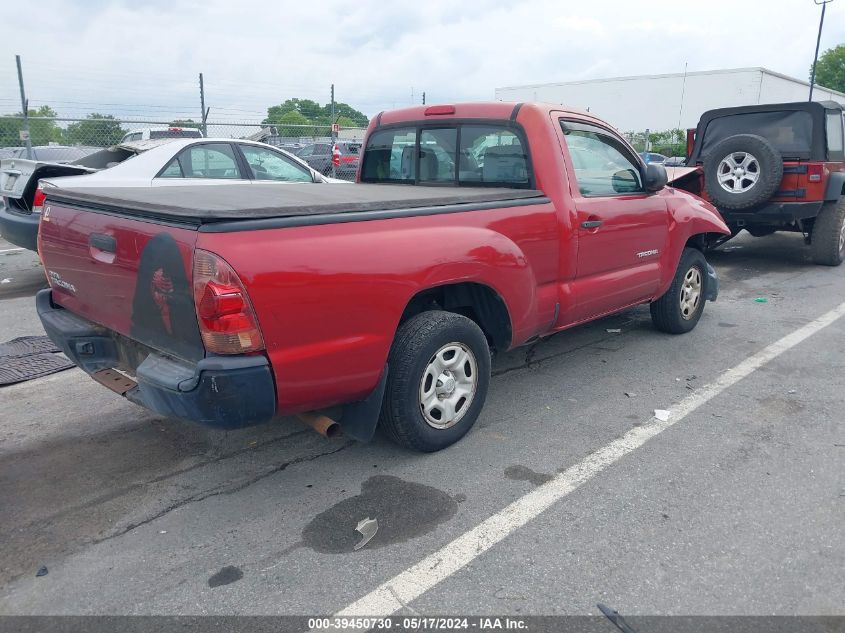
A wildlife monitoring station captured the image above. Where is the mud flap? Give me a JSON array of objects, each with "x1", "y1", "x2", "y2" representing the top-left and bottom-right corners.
[
  {"x1": 704, "y1": 262, "x2": 719, "y2": 301},
  {"x1": 339, "y1": 364, "x2": 388, "y2": 443}
]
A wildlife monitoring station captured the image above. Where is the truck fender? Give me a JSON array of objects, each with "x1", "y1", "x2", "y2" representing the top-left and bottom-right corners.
[
  {"x1": 408, "y1": 226, "x2": 539, "y2": 347},
  {"x1": 658, "y1": 192, "x2": 729, "y2": 294},
  {"x1": 824, "y1": 171, "x2": 845, "y2": 201}
]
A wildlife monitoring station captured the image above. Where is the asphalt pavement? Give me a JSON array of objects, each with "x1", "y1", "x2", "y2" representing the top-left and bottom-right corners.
[{"x1": 0, "y1": 231, "x2": 843, "y2": 618}]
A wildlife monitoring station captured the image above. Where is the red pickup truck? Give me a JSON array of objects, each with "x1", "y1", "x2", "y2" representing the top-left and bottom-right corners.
[{"x1": 36, "y1": 102, "x2": 728, "y2": 451}]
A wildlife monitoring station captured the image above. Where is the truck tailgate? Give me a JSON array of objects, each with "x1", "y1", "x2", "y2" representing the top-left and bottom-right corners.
[{"x1": 39, "y1": 200, "x2": 203, "y2": 363}]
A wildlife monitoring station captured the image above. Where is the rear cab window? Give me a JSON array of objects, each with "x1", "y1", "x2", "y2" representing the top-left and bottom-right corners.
[{"x1": 361, "y1": 122, "x2": 532, "y2": 188}]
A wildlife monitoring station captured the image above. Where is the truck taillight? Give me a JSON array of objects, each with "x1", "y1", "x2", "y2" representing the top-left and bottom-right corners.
[
  {"x1": 32, "y1": 182, "x2": 47, "y2": 213},
  {"x1": 808, "y1": 164, "x2": 823, "y2": 183},
  {"x1": 192, "y1": 250, "x2": 264, "y2": 354}
]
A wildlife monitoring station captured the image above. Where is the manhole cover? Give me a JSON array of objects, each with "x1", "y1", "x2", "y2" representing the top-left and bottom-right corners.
[
  {"x1": 0, "y1": 335, "x2": 60, "y2": 358},
  {"x1": 0, "y1": 353, "x2": 75, "y2": 386}
]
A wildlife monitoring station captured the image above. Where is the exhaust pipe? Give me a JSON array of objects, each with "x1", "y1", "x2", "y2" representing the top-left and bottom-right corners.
[{"x1": 297, "y1": 412, "x2": 341, "y2": 438}]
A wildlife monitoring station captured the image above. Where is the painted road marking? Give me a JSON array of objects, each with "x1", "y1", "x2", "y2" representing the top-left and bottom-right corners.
[
  {"x1": 0, "y1": 248, "x2": 24, "y2": 254},
  {"x1": 334, "y1": 301, "x2": 845, "y2": 617}
]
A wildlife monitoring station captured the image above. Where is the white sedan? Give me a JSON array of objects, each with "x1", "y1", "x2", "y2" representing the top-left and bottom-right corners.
[{"x1": 41, "y1": 138, "x2": 344, "y2": 190}]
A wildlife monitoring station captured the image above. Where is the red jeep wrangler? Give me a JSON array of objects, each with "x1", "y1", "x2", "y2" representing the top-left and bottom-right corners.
[{"x1": 677, "y1": 101, "x2": 845, "y2": 265}]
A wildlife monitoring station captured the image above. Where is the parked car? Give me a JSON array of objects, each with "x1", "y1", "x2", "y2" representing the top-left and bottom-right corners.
[
  {"x1": 1, "y1": 139, "x2": 337, "y2": 251},
  {"x1": 639, "y1": 152, "x2": 667, "y2": 164},
  {"x1": 120, "y1": 127, "x2": 203, "y2": 143},
  {"x1": 671, "y1": 100, "x2": 845, "y2": 265},
  {"x1": 37, "y1": 102, "x2": 728, "y2": 453},
  {"x1": 0, "y1": 145, "x2": 98, "y2": 163},
  {"x1": 297, "y1": 141, "x2": 361, "y2": 179},
  {"x1": 664, "y1": 156, "x2": 687, "y2": 167}
]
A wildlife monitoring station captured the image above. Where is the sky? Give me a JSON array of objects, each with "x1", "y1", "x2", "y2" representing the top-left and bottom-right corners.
[{"x1": 2, "y1": 0, "x2": 844, "y2": 126}]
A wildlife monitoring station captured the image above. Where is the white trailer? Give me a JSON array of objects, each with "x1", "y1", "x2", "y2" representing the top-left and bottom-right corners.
[{"x1": 495, "y1": 67, "x2": 845, "y2": 133}]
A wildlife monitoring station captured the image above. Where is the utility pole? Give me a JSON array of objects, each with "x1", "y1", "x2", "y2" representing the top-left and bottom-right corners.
[
  {"x1": 199, "y1": 73, "x2": 209, "y2": 136},
  {"x1": 15, "y1": 55, "x2": 33, "y2": 160},
  {"x1": 422, "y1": 91, "x2": 426, "y2": 105},
  {"x1": 331, "y1": 83, "x2": 336, "y2": 179},
  {"x1": 809, "y1": 0, "x2": 834, "y2": 101}
]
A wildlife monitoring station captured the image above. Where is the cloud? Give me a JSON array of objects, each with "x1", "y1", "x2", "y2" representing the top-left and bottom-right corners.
[{"x1": 1, "y1": 0, "x2": 843, "y2": 123}]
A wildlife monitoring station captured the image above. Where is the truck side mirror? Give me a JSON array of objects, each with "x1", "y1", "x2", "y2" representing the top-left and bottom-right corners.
[{"x1": 644, "y1": 163, "x2": 668, "y2": 192}]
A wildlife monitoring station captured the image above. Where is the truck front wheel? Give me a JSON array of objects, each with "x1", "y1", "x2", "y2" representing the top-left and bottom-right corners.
[
  {"x1": 381, "y1": 310, "x2": 491, "y2": 452},
  {"x1": 810, "y1": 196, "x2": 845, "y2": 266},
  {"x1": 650, "y1": 248, "x2": 709, "y2": 334}
]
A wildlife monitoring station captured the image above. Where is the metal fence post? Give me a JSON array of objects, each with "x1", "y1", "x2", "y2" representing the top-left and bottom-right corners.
[
  {"x1": 199, "y1": 73, "x2": 208, "y2": 136},
  {"x1": 330, "y1": 83, "x2": 336, "y2": 179},
  {"x1": 15, "y1": 55, "x2": 33, "y2": 159}
]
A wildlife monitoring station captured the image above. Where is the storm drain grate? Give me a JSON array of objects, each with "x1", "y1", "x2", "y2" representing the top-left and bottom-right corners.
[{"x1": 0, "y1": 336, "x2": 74, "y2": 386}]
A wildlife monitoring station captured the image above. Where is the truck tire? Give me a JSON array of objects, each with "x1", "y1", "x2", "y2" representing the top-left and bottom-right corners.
[
  {"x1": 380, "y1": 311, "x2": 491, "y2": 452},
  {"x1": 703, "y1": 134, "x2": 783, "y2": 210},
  {"x1": 650, "y1": 248, "x2": 709, "y2": 334},
  {"x1": 810, "y1": 196, "x2": 845, "y2": 266}
]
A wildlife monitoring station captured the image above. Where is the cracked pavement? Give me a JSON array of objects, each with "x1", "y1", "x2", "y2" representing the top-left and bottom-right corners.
[{"x1": 0, "y1": 232, "x2": 843, "y2": 615}]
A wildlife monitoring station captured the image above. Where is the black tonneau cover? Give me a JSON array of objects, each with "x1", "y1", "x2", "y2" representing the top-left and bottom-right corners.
[{"x1": 46, "y1": 183, "x2": 546, "y2": 225}]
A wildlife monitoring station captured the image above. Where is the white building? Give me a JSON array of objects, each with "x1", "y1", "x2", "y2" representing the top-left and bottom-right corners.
[{"x1": 495, "y1": 67, "x2": 845, "y2": 133}]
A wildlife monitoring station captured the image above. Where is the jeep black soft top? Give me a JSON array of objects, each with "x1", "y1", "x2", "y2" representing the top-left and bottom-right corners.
[{"x1": 688, "y1": 100, "x2": 844, "y2": 164}]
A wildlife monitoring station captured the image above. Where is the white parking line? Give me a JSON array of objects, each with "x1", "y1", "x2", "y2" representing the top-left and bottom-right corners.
[
  {"x1": 335, "y1": 300, "x2": 845, "y2": 617},
  {"x1": 0, "y1": 248, "x2": 24, "y2": 254}
]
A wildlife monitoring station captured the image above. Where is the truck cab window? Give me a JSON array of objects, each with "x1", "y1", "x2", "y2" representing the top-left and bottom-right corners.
[
  {"x1": 419, "y1": 129, "x2": 456, "y2": 183},
  {"x1": 362, "y1": 124, "x2": 530, "y2": 187},
  {"x1": 561, "y1": 122, "x2": 643, "y2": 196}
]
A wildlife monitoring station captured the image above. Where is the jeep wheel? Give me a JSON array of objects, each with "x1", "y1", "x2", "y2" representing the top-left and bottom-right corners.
[
  {"x1": 810, "y1": 196, "x2": 845, "y2": 266},
  {"x1": 704, "y1": 134, "x2": 783, "y2": 210},
  {"x1": 380, "y1": 311, "x2": 491, "y2": 452},
  {"x1": 650, "y1": 248, "x2": 709, "y2": 334}
]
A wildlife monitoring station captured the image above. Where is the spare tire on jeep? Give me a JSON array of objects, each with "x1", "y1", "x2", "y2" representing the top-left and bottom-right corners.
[{"x1": 703, "y1": 134, "x2": 783, "y2": 210}]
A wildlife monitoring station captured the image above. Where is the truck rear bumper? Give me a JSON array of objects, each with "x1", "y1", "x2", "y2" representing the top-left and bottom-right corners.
[
  {"x1": 720, "y1": 201, "x2": 823, "y2": 225},
  {"x1": 0, "y1": 202, "x2": 38, "y2": 251},
  {"x1": 36, "y1": 289, "x2": 276, "y2": 429}
]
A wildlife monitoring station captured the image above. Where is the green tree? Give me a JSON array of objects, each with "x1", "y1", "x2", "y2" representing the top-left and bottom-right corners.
[
  {"x1": 274, "y1": 110, "x2": 313, "y2": 137},
  {"x1": 169, "y1": 118, "x2": 201, "y2": 129},
  {"x1": 811, "y1": 44, "x2": 845, "y2": 93},
  {"x1": 323, "y1": 102, "x2": 369, "y2": 127},
  {"x1": 263, "y1": 98, "x2": 323, "y2": 124},
  {"x1": 263, "y1": 98, "x2": 369, "y2": 128},
  {"x1": 65, "y1": 113, "x2": 126, "y2": 147},
  {"x1": 0, "y1": 106, "x2": 63, "y2": 147}
]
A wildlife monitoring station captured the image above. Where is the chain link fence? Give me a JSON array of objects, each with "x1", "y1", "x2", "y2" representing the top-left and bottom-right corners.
[
  {"x1": 622, "y1": 130, "x2": 686, "y2": 157},
  {"x1": 0, "y1": 116, "x2": 369, "y2": 179}
]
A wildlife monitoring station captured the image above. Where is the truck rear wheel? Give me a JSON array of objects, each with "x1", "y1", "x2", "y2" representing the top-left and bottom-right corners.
[
  {"x1": 380, "y1": 310, "x2": 490, "y2": 452},
  {"x1": 810, "y1": 196, "x2": 845, "y2": 266},
  {"x1": 650, "y1": 248, "x2": 709, "y2": 334}
]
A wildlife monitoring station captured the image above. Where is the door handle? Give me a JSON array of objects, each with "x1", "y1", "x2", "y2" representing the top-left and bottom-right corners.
[
  {"x1": 89, "y1": 233, "x2": 116, "y2": 253},
  {"x1": 581, "y1": 220, "x2": 603, "y2": 229}
]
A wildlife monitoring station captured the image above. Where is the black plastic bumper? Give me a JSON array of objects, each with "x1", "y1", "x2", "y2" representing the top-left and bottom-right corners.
[
  {"x1": 0, "y1": 203, "x2": 38, "y2": 251},
  {"x1": 36, "y1": 289, "x2": 276, "y2": 429},
  {"x1": 719, "y1": 201, "x2": 824, "y2": 226}
]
